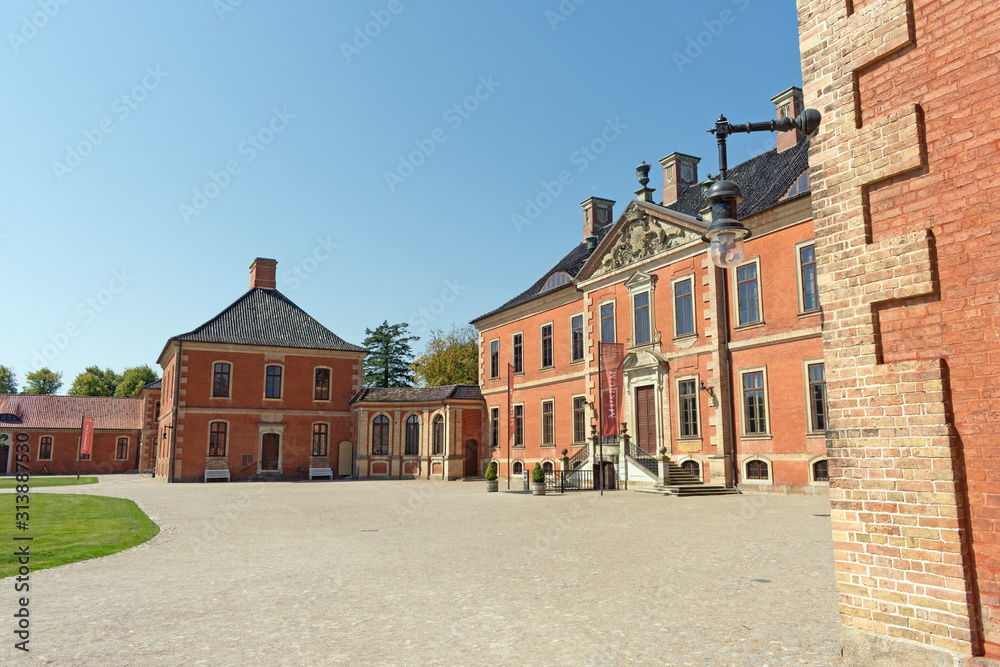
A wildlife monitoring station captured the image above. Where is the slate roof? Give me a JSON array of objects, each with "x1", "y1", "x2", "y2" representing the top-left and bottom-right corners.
[
  {"x1": 170, "y1": 287, "x2": 366, "y2": 353},
  {"x1": 667, "y1": 138, "x2": 810, "y2": 219},
  {"x1": 141, "y1": 379, "x2": 162, "y2": 390},
  {"x1": 350, "y1": 385, "x2": 483, "y2": 404},
  {"x1": 0, "y1": 395, "x2": 143, "y2": 430},
  {"x1": 473, "y1": 138, "x2": 810, "y2": 323}
]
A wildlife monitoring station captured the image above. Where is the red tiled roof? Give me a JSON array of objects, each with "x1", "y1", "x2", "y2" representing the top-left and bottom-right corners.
[{"x1": 0, "y1": 395, "x2": 143, "y2": 430}]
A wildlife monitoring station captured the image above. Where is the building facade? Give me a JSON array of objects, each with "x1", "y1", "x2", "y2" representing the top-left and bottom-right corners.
[
  {"x1": 473, "y1": 89, "x2": 830, "y2": 494},
  {"x1": 799, "y1": 0, "x2": 1000, "y2": 662}
]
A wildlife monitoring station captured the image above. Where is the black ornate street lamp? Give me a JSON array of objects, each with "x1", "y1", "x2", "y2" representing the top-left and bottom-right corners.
[{"x1": 702, "y1": 108, "x2": 821, "y2": 268}]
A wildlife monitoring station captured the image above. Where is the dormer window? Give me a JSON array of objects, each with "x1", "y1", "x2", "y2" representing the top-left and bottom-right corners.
[
  {"x1": 539, "y1": 272, "x2": 572, "y2": 294},
  {"x1": 0, "y1": 414, "x2": 21, "y2": 423},
  {"x1": 785, "y1": 170, "x2": 809, "y2": 199}
]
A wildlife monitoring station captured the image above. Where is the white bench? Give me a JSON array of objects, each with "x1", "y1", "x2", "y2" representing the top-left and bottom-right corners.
[
  {"x1": 309, "y1": 467, "x2": 334, "y2": 480},
  {"x1": 204, "y1": 469, "x2": 231, "y2": 482}
]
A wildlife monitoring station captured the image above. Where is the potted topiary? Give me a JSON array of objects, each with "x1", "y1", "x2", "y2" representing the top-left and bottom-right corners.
[
  {"x1": 485, "y1": 460, "x2": 499, "y2": 492},
  {"x1": 531, "y1": 462, "x2": 546, "y2": 496}
]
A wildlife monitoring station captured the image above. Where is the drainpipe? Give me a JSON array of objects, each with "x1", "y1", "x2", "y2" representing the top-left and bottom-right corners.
[{"x1": 167, "y1": 341, "x2": 181, "y2": 483}]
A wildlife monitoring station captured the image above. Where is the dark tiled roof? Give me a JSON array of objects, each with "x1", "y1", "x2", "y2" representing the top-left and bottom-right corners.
[
  {"x1": 474, "y1": 138, "x2": 810, "y2": 323},
  {"x1": 0, "y1": 395, "x2": 143, "y2": 430},
  {"x1": 471, "y1": 229, "x2": 606, "y2": 323},
  {"x1": 171, "y1": 288, "x2": 366, "y2": 353},
  {"x1": 350, "y1": 385, "x2": 483, "y2": 404},
  {"x1": 667, "y1": 138, "x2": 810, "y2": 219},
  {"x1": 141, "y1": 379, "x2": 162, "y2": 390}
]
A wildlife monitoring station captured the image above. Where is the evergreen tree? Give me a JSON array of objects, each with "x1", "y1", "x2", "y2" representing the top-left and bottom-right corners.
[{"x1": 362, "y1": 320, "x2": 418, "y2": 388}]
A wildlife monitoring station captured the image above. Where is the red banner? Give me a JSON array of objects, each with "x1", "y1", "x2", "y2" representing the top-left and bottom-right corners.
[
  {"x1": 600, "y1": 343, "x2": 625, "y2": 436},
  {"x1": 507, "y1": 363, "x2": 515, "y2": 433},
  {"x1": 80, "y1": 417, "x2": 95, "y2": 456}
]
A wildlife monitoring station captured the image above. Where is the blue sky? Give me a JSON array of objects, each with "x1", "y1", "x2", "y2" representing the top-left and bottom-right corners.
[{"x1": 1, "y1": 0, "x2": 802, "y2": 392}]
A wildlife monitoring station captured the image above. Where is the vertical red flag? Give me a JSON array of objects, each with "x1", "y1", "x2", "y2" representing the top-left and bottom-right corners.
[
  {"x1": 600, "y1": 343, "x2": 625, "y2": 436},
  {"x1": 80, "y1": 416, "x2": 95, "y2": 457},
  {"x1": 507, "y1": 364, "x2": 515, "y2": 432}
]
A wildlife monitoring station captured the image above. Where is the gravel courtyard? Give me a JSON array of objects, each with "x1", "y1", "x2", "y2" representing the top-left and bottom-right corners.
[{"x1": 1, "y1": 477, "x2": 842, "y2": 666}]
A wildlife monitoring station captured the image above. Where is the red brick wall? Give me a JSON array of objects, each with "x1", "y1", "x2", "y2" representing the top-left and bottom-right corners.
[{"x1": 6, "y1": 429, "x2": 139, "y2": 475}]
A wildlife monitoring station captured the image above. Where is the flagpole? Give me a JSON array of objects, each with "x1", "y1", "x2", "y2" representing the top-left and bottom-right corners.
[
  {"x1": 77, "y1": 416, "x2": 83, "y2": 480},
  {"x1": 507, "y1": 363, "x2": 512, "y2": 491},
  {"x1": 598, "y1": 342, "x2": 603, "y2": 496}
]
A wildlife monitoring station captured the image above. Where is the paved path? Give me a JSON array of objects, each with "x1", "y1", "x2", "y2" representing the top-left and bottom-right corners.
[{"x1": 1, "y1": 477, "x2": 843, "y2": 666}]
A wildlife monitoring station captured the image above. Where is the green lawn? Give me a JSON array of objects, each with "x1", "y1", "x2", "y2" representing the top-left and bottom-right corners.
[
  {"x1": 0, "y1": 476, "x2": 98, "y2": 489},
  {"x1": 0, "y1": 494, "x2": 159, "y2": 578}
]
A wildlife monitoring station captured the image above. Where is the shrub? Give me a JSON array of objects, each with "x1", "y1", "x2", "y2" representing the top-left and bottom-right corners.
[
  {"x1": 532, "y1": 462, "x2": 545, "y2": 484},
  {"x1": 484, "y1": 460, "x2": 498, "y2": 481}
]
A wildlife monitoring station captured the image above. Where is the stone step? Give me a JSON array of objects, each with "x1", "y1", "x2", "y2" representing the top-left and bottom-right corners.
[{"x1": 636, "y1": 484, "x2": 739, "y2": 497}]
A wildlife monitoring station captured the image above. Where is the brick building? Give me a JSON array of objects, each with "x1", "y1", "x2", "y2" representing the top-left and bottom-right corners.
[
  {"x1": 798, "y1": 0, "x2": 1000, "y2": 663},
  {"x1": 472, "y1": 89, "x2": 830, "y2": 494},
  {"x1": 0, "y1": 394, "x2": 143, "y2": 475}
]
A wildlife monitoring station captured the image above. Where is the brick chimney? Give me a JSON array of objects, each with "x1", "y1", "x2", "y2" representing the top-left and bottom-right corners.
[
  {"x1": 249, "y1": 258, "x2": 277, "y2": 290},
  {"x1": 771, "y1": 86, "x2": 804, "y2": 152},
  {"x1": 581, "y1": 197, "x2": 615, "y2": 242},
  {"x1": 659, "y1": 153, "x2": 700, "y2": 206}
]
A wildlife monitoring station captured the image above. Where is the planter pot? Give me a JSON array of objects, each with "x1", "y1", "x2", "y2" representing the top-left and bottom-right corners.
[
  {"x1": 486, "y1": 479, "x2": 499, "y2": 492},
  {"x1": 531, "y1": 482, "x2": 546, "y2": 496}
]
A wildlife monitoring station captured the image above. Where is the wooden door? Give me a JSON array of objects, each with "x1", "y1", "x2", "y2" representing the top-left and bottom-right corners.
[
  {"x1": 465, "y1": 439, "x2": 478, "y2": 477},
  {"x1": 261, "y1": 433, "x2": 280, "y2": 471},
  {"x1": 635, "y1": 385, "x2": 657, "y2": 454}
]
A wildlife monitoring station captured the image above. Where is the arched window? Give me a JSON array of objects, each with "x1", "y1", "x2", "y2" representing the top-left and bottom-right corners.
[
  {"x1": 0, "y1": 413, "x2": 22, "y2": 423},
  {"x1": 372, "y1": 415, "x2": 389, "y2": 455},
  {"x1": 405, "y1": 415, "x2": 420, "y2": 455},
  {"x1": 432, "y1": 415, "x2": 444, "y2": 455},
  {"x1": 746, "y1": 459, "x2": 769, "y2": 481},
  {"x1": 209, "y1": 422, "x2": 228, "y2": 457},
  {"x1": 512, "y1": 461, "x2": 523, "y2": 474},
  {"x1": 542, "y1": 461, "x2": 553, "y2": 474},
  {"x1": 681, "y1": 459, "x2": 700, "y2": 479},
  {"x1": 813, "y1": 459, "x2": 829, "y2": 482}
]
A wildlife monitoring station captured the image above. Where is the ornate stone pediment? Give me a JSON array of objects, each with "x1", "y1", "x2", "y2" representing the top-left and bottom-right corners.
[{"x1": 594, "y1": 203, "x2": 701, "y2": 277}]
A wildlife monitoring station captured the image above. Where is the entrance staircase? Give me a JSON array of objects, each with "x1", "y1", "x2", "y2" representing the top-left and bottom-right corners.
[{"x1": 623, "y1": 441, "x2": 739, "y2": 497}]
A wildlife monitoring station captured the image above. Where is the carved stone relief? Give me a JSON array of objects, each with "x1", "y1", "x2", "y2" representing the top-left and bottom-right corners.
[{"x1": 595, "y1": 207, "x2": 700, "y2": 277}]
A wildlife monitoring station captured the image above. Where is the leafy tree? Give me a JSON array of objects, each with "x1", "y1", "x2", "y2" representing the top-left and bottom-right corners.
[
  {"x1": 362, "y1": 320, "x2": 418, "y2": 388},
  {"x1": 411, "y1": 325, "x2": 478, "y2": 387},
  {"x1": 68, "y1": 366, "x2": 122, "y2": 397},
  {"x1": 23, "y1": 368, "x2": 63, "y2": 395},
  {"x1": 116, "y1": 365, "x2": 160, "y2": 398},
  {"x1": 0, "y1": 365, "x2": 17, "y2": 394}
]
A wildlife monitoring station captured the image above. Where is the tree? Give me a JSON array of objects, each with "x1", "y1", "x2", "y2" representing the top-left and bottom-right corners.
[
  {"x1": 23, "y1": 368, "x2": 63, "y2": 395},
  {"x1": 362, "y1": 320, "x2": 418, "y2": 388},
  {"x1": 116, "y1": 365, "x2": 160, "y2": 397},
  {"x1": 0, "y1": 365, "x2": 17, "y2": 394},
  {"x1": 411, "y1": 325, "x2": 479, "y2": 387},
  {"x1": 67, "y1": 366, "x2": 122, "y2": 397}
]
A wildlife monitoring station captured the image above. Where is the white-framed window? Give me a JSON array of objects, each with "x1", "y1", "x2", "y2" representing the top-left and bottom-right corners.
[
  {"x1": 264, "y1": 364, "x2": 284, "y2": 399},
  {"x1": 212, "y1": 360, "x2": 233, "y2": 398},
  {"x1": 489, "y1": 339, "x2": 500, "y2": 379},
  {"x1": 743, "y1": 457, "x2": 772, "y2": 484},
  {"x1": 371, "y1": 414, "x2": 390, "y2": 455},
  {"x1": 795, "y1": 240, "x2": 820, "y2": 314},
  {"x1": 671, "y1": 274, "x2": 696, "y2": 338},
  {"x1": 803, "y1": 359, "x2": 828, "y2": 434},
  {"x1": 405, "y1": 414, "x2": 420, "y2": 455},
  {"x1": 513, "y1": 404, "x2": 524, "y2": 447},
  {"x1": 599, "y1": 300, "x2": 616, "y2": 343},
  {"x1": 733, "y1": 257, "x2": 763, "y2": 327},
  {"x1": 314, "y1": 367, "x2": 332, "y2": 401},
  {"x1": 38, "y1": 435, "x2": 53, "y2": 461},
  {"x1": 541, "y1": 399, "x2": 554, "y2": 446},
  {"x1": 676, "y1": 376, "x2": 700, "y2": 439},
  {"x1": 679, "y1": 457, "x2": 701, "y2": 480},
  {"x1": 432, "y1": 414, "x2": 444, "y2": 455},
  {"x1": 489, "y1": 407, "x2": 500, "y2": 448},
  {"x1": 115, "y1": 436, "x2": 129, "y2": 460},
  {"x1": 625, "y1": 272, "x2": 658, "y2": 347},
  {"x1": 512, "y1": 460, "x2": 523, "y2": 475},
  {"x1": 570, "y1": 313, "x2": 585, "y2": 362},
  {"x1": 208, "y1": 420, "x2": 230, "y2": 457},
  {"x1": 633, "y1": 292, "x2": 651, "y2": 345},
  {"x1": 738, "y1": 367, "x2": 770, "y2": 437},
  {"x1": 572, "y1": 395, "x2": 587, "y2": 444},
  {"x1": 312, "y1": 422, "x2": 330, "y2": 457},
  {"x1": 540, "y1": 323, "x2": 554, "y2": 369},
  {"x1": 512, "y1": 332, "x2": 524, "y2": 374}
]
